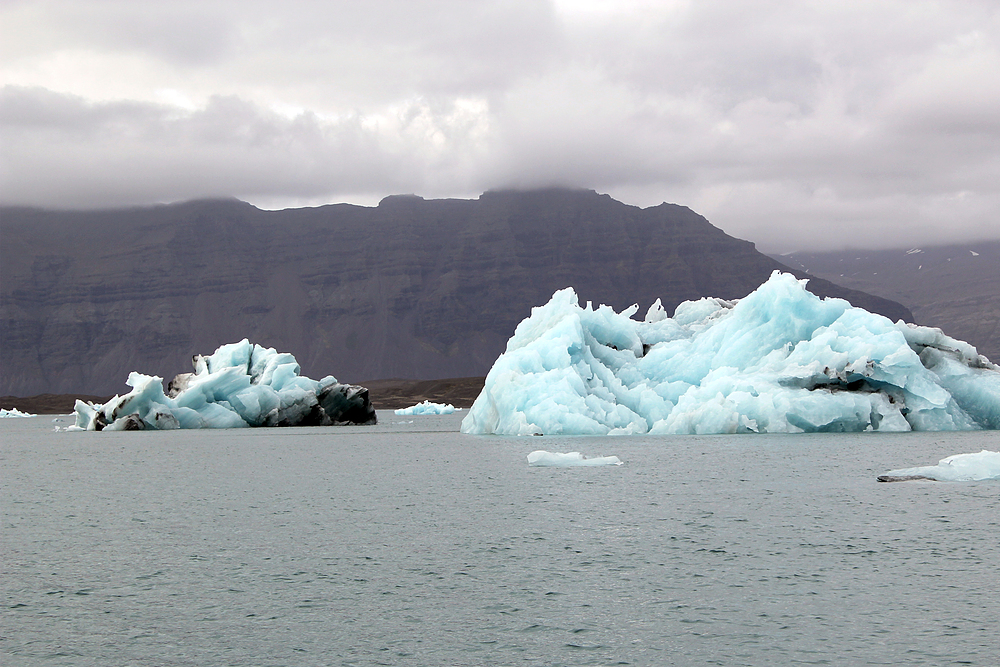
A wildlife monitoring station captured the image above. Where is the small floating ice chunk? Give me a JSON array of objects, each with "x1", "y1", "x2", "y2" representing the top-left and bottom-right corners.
[
  {"x1": 880, "y1": 450, "x2": 1000, "y2": 482},
  {"x1": 0, "y1": 408, "x2": 35, "y2": 418},
  {"x1": 394, "y1": 401, "x2": 457, "y2": 415},
  {"x1": 527, "y1": 450, "x2": 623, "y2": 467}
]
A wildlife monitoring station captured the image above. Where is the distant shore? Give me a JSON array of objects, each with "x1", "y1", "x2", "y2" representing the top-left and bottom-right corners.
[
  {"x1": 0, "y1": 377, "x2": 487, "y2": 415},
  {"x1": 354, "y1": 377, "x2": 485, "y2": 410}
]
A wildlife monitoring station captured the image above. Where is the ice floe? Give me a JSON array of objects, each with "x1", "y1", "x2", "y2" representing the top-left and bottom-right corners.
[
  {"x1": 527, "y1": 450, "x2": 623, "y2": 467},
  {"x1": 878, "y1": 450, "x2": 1000, "y2": 482},
  {"x1": 71, "y1": 339, "x2": 375, "y2": 430},
  {"x1": 394, "y1": 401, "x2": 457, "y2": 415},
  {"x1": 462, "y1": 271, "x2": 1000, "y2": 436},
  {"x1": 1, "y1": 408, "x2": 35, "y2": 418}
]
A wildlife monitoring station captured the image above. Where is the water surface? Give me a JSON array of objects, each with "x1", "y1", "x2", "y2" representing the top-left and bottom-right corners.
[{"x1": 3, "y1": 414, "x2": 998, "y2": 666}]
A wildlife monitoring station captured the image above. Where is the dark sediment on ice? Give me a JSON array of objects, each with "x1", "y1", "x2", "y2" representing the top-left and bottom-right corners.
[{"x1": 877, "y1": 475, "x2": 937, "y2": 483}]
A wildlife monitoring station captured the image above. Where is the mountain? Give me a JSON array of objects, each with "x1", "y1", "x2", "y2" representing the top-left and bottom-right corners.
[
  {"x1": 772, "y1": 242, "x2": 1000, "y2": 363},
  {"x1": 1, "y1": 189, "x2": 912, "y2": 396}
]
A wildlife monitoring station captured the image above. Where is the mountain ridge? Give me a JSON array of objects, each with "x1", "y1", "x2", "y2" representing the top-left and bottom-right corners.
[{"x1": 2, "y1": 188, "x2": 913, "y2": 396}]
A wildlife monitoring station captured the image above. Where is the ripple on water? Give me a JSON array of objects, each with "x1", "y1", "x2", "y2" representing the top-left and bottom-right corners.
[{"x1": 1, "y1": 420, "x2": 998, "y2": 666}]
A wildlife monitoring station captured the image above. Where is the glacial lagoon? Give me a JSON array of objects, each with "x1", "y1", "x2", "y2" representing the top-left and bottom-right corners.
[{"x1": 3, "y1": 413, "x2": 998, "y2": 666}]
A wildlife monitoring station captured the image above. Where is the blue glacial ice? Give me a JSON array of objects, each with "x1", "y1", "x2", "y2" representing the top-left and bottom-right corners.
[
  {"x1": 394, "y1": 401, "x2": 457, "y2": 415},
  {"x1": 527, "y1": 450, "x2": 623, "y2": 467},
  {"x1": 71, "y1": 339, "x2": 376, "y2": 430},
  {"x1": 461, "y1": 271, "x2": 1000, "y2": 436},
  {"x1": 880, "y1": 450, "x2": 1000, "y2": 481}
]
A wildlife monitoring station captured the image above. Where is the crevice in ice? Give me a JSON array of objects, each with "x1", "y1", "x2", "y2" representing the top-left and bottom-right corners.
[{"x1": 806, "y1": 377, "x2": 874, "y2": 393}]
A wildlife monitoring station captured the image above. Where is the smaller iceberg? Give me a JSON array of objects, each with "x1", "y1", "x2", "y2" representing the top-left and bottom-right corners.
[
  {"x1": 394, "y1": 401, "x2": 457, "y2": 415},
  {"x1": 878, "y1": 450, "x2": 1000, "y2": 482},
  {"x1": 71, "y1": 339, "x2": 376, "y2": 431},
  {"x1": 1, "y1": 408, "x2": 36, "y2": 418},
  {"x1": 527, "y1": 450, "x2": 623, "y2": 467}
]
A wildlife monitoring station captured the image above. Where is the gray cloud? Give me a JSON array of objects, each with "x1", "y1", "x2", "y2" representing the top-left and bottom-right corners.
[{"x1": 2, "y1": 0, "x2": 999, "y2": 251}]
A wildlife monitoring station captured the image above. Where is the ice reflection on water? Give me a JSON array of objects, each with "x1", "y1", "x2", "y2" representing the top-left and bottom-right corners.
[{"x1": 3, "y1": 413, "x2": 998, "y2": 666}]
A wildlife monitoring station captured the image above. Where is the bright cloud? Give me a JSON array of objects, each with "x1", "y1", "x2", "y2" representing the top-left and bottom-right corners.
[{"x1": 2, "y1": 0, "x2": 998, "y2": 251}]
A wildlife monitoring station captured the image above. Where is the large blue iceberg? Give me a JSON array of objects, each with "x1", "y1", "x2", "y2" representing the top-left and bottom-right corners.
[
  {"x1": 461, "y1": 272, "x2": 1000, "y2": 435},
  {"x1": 72, "y1": 340, "x2": 376, "y2": 430}
]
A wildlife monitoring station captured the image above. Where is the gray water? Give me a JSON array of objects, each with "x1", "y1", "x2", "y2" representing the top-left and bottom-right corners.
[{"x1": 2, "y1": 413, "x2": 998, "y2": 666}]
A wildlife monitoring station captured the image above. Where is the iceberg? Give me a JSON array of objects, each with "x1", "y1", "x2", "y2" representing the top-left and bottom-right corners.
[
  {"x1": 1, "y1": 408, "x2": 36, "y2": 418},
  {"x1": 527, "y1": 450, "x2": 623, "y2": 467},
  {"x1": 71, "y1": 339, "x2": 376, "y2": 431},
  {"x1": 878, "y1": 450, "x2": 1000, "y2": 482},
  {"x1": 394, "y1": 401, "x2": 457, "y2": 415},
  {"x1": 461, "y1": 272, "x2": 1000, "y2": 436}
]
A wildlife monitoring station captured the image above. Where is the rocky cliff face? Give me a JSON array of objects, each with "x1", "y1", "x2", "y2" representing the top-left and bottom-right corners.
[
  {"x1": 1, "y1": 189, "x2": 912, "y2": 396},
  {"x1": 774, "y1": 243, "x2": 1000, "y2": 363}
]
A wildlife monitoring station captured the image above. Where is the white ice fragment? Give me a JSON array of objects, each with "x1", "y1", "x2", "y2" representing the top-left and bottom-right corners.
[
  {"x1": 462, "y1": 271, "x2": 1000, "y2": 436},
  {"x1": 527, "y1": 450, "x2": 623, "y2": 467},
  {"x1": 882, "y1": 450, "x2": 1000, "y2": 481},
  {"x1": 0, "y1": 408, "x2": 35, "y2": 418},
  {"x1": 394, "y1": 400, "x2": 456, "y2": 415},
  {"x1": 644, "y1": 298, "x2": 667, "y2": 323}
]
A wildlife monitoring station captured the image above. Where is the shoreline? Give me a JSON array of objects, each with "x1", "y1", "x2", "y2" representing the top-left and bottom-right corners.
[{"x1": 1, "y1": 376, "x2": 486, "y2": 415}]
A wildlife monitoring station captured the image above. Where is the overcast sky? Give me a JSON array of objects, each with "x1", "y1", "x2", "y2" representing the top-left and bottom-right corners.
[{"x1": 2, "y1": 0, "x2": 998, "y2": 252}]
